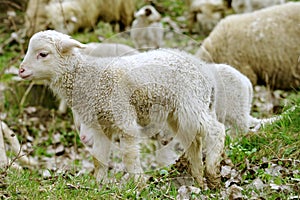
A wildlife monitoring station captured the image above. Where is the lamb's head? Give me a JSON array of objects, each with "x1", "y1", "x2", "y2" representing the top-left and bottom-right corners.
[
  {"x1": 135, "y1": 5, "x2": 161, "y2": 23},
  {"x1": 19, "y1": 30, "x2": 85, "y2": 81}
]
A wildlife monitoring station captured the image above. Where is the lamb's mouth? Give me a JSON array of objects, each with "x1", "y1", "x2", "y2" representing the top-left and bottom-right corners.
[
  {"x1": 19, "y1": 72, "x2": 32, "y2": 79},
  {"x1": 20, "y1": 74, "x2": 32, "y2": 79}
]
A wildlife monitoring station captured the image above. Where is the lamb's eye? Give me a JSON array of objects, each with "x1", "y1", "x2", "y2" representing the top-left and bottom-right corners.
[{"x1": 39, "y1": 52, "x2": 48, "y2": 58}]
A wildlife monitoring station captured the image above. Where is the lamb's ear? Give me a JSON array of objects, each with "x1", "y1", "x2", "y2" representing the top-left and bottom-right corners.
[{"x1": 58, "y1": 38, "x2": 86, "y2": 54}]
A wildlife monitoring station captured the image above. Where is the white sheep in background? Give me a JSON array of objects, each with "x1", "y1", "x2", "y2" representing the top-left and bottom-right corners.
[
  {"x1": 25, "y1": 0, "x2": 51, "y2": 37},
  {"x1": 19, "y1": 30, "x2": 225, "y2": 189},
  {"x1": 46, "y1": 0, "x2": 136, "y2": 34},
  {"x1": 232, "y1": 0, "x2": 286, "y2": 13},
  {"x1": 58, "y1": 42, "x2": 139, "y2": 114},
  {"x1": 196, "y1": 2, "x2": 300, "y2": 90},
  {"x1": 79, "y1": 43, "x2": 139, "y2": 58},
  {"x1": 45, "y1": 0, "x2": 101, "y2": 34},
  {"x1": 187, "y1": 0, "x2": 226, "y2": 35},
  {"x1": 131, "y1": 5, "x2": 164, "y2": 50}
]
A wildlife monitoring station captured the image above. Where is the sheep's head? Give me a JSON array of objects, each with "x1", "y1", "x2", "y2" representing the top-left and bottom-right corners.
[
  {"x1": 135, "y1": 5, "x2": 161, "y2": 22},
  {"x1": 19, "y1": 30, "x2": 85, "y2": 81},
  {"x1": 190, "y1": 0, "x2": 225, "y2": 34}
]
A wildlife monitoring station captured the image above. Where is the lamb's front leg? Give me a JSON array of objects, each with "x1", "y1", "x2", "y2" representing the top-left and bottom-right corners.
[
  {"x1": 120, "y1": 133, "x2": 144, "y2": 182},
  {"x1": 204, "y1": 119, "x2": 225, "y2": 189},
  {"x1": 90, "y1": 128, "x2": 112, "y2": 183}
]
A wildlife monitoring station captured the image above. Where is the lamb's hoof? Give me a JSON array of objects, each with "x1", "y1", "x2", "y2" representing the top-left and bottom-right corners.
[
  {"x1": 250, "y1": 123, "x2": 262, "y2": 132},
  {"x1": 206, "y1": 175, "x2": 221, "y2": 190}
]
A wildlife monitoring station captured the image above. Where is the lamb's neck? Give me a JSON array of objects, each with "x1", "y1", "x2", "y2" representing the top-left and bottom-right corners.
[{"x1": 49, "y1": 60, "x2": 79, "y2": 107}]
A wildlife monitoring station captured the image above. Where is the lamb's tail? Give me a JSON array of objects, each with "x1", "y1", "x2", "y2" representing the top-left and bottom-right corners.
[{"x1": 249, "y1": 105, "x2": 297, "y2": 132}]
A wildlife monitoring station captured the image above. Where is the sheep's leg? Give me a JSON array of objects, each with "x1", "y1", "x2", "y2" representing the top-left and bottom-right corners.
[
  {"x1": 120, "y1": 134, "x2": 144, "y2": 182},
  {"x1": 167, "y1": 111, "x2": 205, "y2": 187},
  {"x1": 91, "y1": 129, "x2": 111, "y2": 183},
  {"x1": 0, "y1": 122, "x2": 8, "y2": 167},
  {"x1": 184, "y1": 135, "x2": 204, "y2": 187},
  {"x1": 204, "y1": 120, "x2": 225, "y2": 189}
]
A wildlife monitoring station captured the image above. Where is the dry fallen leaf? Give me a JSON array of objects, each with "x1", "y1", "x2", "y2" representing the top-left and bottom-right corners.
[
  {"x1": 176, "y1": 185, "x2": 201, "y2": 200},
  {"x1": 227, "y1": 184, "x2": 243, "y2": 200}
]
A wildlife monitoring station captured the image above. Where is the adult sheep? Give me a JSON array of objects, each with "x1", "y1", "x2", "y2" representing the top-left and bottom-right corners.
[
  {"x1": 232, "y1": 0, "x2": 286, "y2": 13},
  {"x1": 46, "y1": 0, "x2": 135, "y2": 34},
  {"x1": 131, "y1": 5, "x2": 164, "y2": 49},
  {"x1": 196, "y1": 2, "x2": 300, "y2": 90},
  {"x1": 186, "y1": 0, "x2": 226, "y2": 35},
  {"x1": 25, "y1": 0, "x2": 51, "y2": 37},
  {"x1": 19, "y1": 30, "x2": 225, "y2": 189}
]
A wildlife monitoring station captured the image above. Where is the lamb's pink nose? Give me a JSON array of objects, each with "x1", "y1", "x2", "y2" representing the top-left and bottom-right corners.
[
  {"x1": 19, "y1": 67, "x2": 25, "y2": 75},
  {"x1": 80, "y1": 135, "x2": 86, "y2": 141}
]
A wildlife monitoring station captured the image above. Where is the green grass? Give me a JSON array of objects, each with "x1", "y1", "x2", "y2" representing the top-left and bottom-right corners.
[
  {"x1": 1, "y1": 97, "x2": 299, "y2": 199},
  {"x1": 1, "y1": 168, "x2": 181, "y2": 199}
]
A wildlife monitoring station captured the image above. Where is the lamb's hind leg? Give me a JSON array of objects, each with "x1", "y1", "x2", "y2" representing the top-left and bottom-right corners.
[
  {"x1": 204, "y1": 119, "x2": 225, "y2": 189},
  {"x1": 167, "y1": 111, "x2": 205, "y2": 187}
]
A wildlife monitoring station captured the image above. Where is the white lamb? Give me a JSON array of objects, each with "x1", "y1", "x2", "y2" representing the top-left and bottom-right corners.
[
  {"x1": 19, "y1": 30, "x2": 225, "y2": 189},
  {"x1": 196, "y1": 2, "x2": 300, "y2": 90},
  {"x1": 232, "y1": 0, "x2": 286, "y2": 13},
  {"x1": 186, "y1": 0, "x2": 226, "y2": 35},
  {"x1": 130, "y1": 5, "x2": 164, "y2": 50}
]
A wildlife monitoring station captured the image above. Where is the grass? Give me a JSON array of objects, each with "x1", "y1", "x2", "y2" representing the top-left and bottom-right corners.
[
  {"x1": 1, "y1": 97, "x2": 299, "y2": 199},
  {"x1": 1, "y1": 167, "x2": 181, "y2": 199}
]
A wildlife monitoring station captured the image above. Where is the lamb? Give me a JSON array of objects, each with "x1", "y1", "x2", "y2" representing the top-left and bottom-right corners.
[
  {"x1": 19, "y1": 30, "x2": 225, "y2": 189},
  {"x1": 232, "y1": 0, "x2": 286, "y2": 13},
  {"x1": 196, "y1": 2, "x2": 300, "y2": 90},
  {"x1": 46, "y1": 0, "x2": 135, "y2": 34},
  {"x1": 186, "y1": 0, "x2": 226, "y2": 35},
  {"x1": 58, "y1": 42, "x2": 139, "y2": 114},
  {"x1": 210, "y1": 63, "x2": 257, "y2": 133},
  {"x1": 130, "y1": 5, "x2": 164, "y2": 50}
]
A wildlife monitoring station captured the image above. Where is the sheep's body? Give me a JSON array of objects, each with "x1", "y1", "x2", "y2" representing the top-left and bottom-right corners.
[
  {"x1": 131, "y1": 5, "x2": 164, "y2": 49},
  {"x1": 46, "y1": 0, "x2": 135, "y2": 34},
  {"x1": 211, "y1": 63, "x2": 259, "y2": 133},
  {"x1": 97, "y1": 0, "x2": 136, "y2": 31},
  {"x1": 46, "y1": 0, "x2": 101, "y2": 34},
  {"x1": 58, "y1": 42, "x2": 139, "y2": 114},
  {"x1": 79, "y1": 43, "x2": 139, "y2": 58},
  {"x1": 187, "y1": 0, "x2": 226, "y2": 35},
  {"x1": 232, "y1": 0, "x2": 285, "y2": 13},
  {"x1": 196, "y1": 2, "x2": 300, "y2": 90},
  {"x1": 19, "y1": 30, "x2": 225, "y2": 189}
]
